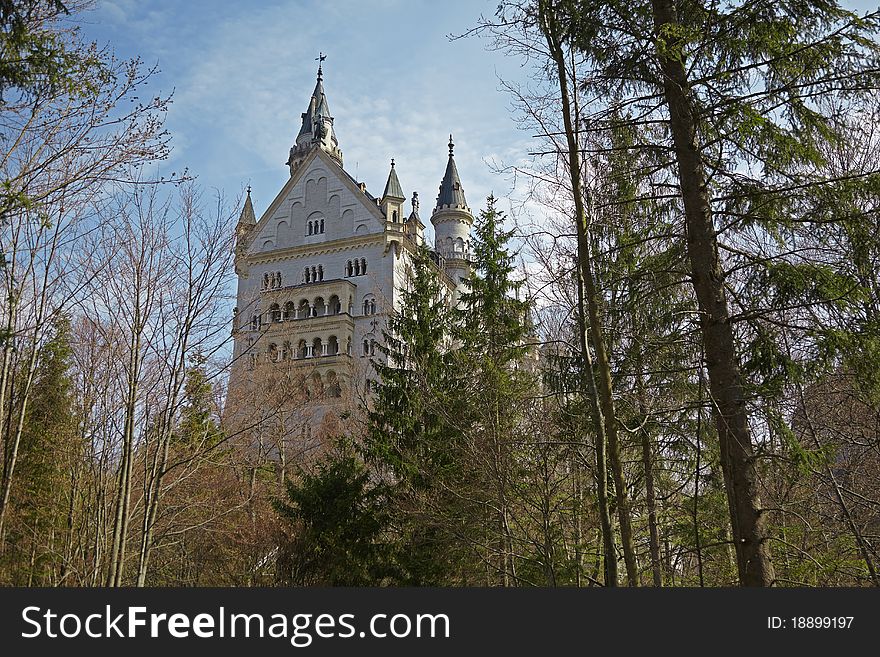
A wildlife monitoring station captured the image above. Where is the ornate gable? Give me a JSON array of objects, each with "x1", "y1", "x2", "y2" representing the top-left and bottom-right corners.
[{"x1": 247, "y1": 149, "x2": 386, "y2": 256}]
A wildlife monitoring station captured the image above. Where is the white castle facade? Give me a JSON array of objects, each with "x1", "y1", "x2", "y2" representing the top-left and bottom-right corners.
[{"x1": 228, "y1": 63, "x2": 475, "y2": 435}]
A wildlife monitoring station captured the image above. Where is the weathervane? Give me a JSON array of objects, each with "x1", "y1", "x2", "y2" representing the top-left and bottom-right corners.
[{"x1": 316, "y1": 52, "x2": 327, "y2": 80}]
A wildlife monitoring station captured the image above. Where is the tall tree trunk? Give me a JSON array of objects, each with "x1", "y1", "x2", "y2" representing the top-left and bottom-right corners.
[
  {"x1": 576, "y1": 262, "x2": 617, "y2": 586},
  {"x1": 635, "y1": 361, "x2": 663, "y2": 587},
  {"x1": 650, "y1": 0, "x2": 775, "y2": 586},
  {"x1": 540, "y1": 1, "x2": 638, "y2": 585},
  {"x1": 106, "y1": 314, "x2": 142, "y2": 587}
]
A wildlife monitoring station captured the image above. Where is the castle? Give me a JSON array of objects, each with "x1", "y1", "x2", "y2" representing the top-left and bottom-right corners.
[{"x1": 227, "y1": 63, "x2": 475, "y2": 438}]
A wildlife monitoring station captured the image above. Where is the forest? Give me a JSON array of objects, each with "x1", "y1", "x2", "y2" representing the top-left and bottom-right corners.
[{"x1": 2, "y1": 0, "x2": 880, "y2": 587}]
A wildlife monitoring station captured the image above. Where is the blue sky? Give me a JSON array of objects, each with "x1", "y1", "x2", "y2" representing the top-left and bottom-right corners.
[
  {"x1": 75, "y1": 0, "x2": 530, "y2": 230},
  {"x1": 75, "y1": 0, "x2": 878, "y2": 236}
]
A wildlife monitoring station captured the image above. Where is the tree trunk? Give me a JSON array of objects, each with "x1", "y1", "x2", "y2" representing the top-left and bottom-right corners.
[
  {"x1": 635, "y1": 364, "x2": 663, "y2": 587},
  {"x1": 540, "y1": 1, "x2": 638, "y2": 585},
  {"x1": 650, "y1": 0, "x2": 775, "y2": 586},
  {"x1": 576, "y1": 263, "x2": 617, "y2": 586}
]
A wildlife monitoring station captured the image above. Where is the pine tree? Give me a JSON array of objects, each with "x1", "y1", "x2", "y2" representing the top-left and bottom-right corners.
[
  {"x1": 274, "y1": 441, "x2": 397, "y2": 586},
  {"x1": 455, "y1": 195, "x2": 536, "y2": 585},
  {"x1": 366, "y1": 244, "x2": 458, "y2": 486},
  {"x1": 364, "y1": 244, "x2": 469, "y2": 584},
  {"x1": 2, "y1": 315, "x2": 76, "y2": 585},
  {"x1": 175, "y1": 354, "x2": 223, "y2": 449}
]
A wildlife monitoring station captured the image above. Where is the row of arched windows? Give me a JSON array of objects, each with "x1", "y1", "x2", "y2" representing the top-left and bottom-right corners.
[
  {"x1": 304, "y1": 265, "x2": 324, "y2": 283},
  {"x1": 307, "y1": 218, "x2": 325, "y2": 235},
  {"x1": 249, "y1": 293, "x2": 381, "y2": 333},
  {"x1": 265, "y1": 295, "x2": 344, "y2": 323},
  {"x1": 345, "y1": 258, "x2": 367, "y2": 277},
  {"x1": 267, "y1": 335, "x2": 350, "y2": 361},
  {"x1": 262, "y1": 271, "x2": 282, "y2": 290}
]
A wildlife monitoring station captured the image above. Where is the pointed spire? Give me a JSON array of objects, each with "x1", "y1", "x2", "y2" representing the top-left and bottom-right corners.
[
  {"x1": 382, "y1": 158, "x2": 405, "y2": 201},
  {"x1": 297, "y1": 69, "x2": 333, "y2": 140},
  {"x1": 435, "y1": 133, "x2": 468, "y2": 212},
  {"x1": 238, "y1": 186, "x2": 256, "y2": 226},
  {"x1": 289, "y1": 55, "x2": 343, "y2": 174}
]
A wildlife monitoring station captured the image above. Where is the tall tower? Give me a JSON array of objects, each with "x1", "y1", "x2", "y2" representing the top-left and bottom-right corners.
[
  {"x1": 431, "y1": 135, "x2": 473, "y2": 294},
  {"x1": 286, "y1": 60, "x2": 343, "y2": 176}
]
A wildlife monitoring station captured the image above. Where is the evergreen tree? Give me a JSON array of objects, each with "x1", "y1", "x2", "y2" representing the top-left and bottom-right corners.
[
  {"x1": 2, "y1": 315, "x2": 76, "y2": 584},
  {"x1": 175, "y1": 353, "x2": 223, "y2": 449},
  {"x1": 274, "y1": 441, "x2": 397, "y2": 586},
  {"x1": 364, "y1": 244, "x2": 470, "y2": 584},
  {"x1": 366, "y1": 244, "x2": 459, "y2": 486},
  {"x1": 455, "y1": 195, "x2": 536, "y2": 585}
]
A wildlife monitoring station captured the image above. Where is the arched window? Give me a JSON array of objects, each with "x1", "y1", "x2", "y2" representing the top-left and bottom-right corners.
[
  {"x1": 297, "y1": 339, "x2": 307, "y2": 359},
  {"x1": 268, "y1": 343, "x2": 278, "y2": 362},
  {"x1": 305, "y1": 267, "x2": 311, "y2": 283},
  {"x1": 361, "y1": 258, "x2": 367, "y2": 274},
  {"x1": 392, "y1": 210, "x2": 398, "y2": 222},
  {"x1": 269, "y1": 303, "x2": 281, "y2": 323},
  {"x1": 263, "y1": 273, "x2": 270, "y2": 289},
  {"x1": 284, "y1": 301, "x2": 295, "y2": 321},
  {"x1": 282, "y1": 341, "x2": 291, "y2": 360},
  {"x1": 319, "y1": 218, "x2": 325, "y2": 233},
  {"x1": 363, "y1": 339, "x2": 369, "y2": 356},
  {"x1": 313, "y1": 297, "x2": 326, "y2": 316},
  {"x1": 354, "y1": 259, "x2": 361, "y2": 276},
  {"x1": 328, "y1": 335, "x2": 339, "y2": 356},
  {"x1": 345, "y1": 261, "x2": 352, "y2": 277},
  {"x1": 318, "y1": 265, "x2": 324, "y2": 281},
  {"x1": 251, "y1": 314, "x2": 260, "y2": 331},
  {"x1": 308, "y1": 222, "x2": 313, "y2": 235},
  {"x1": 313, "y1": 337, "x2": 324, "y2": 357},
  {"x1": 329, "y1": 295, "x2": 341, "y2": 314},
  {"x1": 311, "y1": 266, "x2": 317, "y2": 282},
  {"x1": 276, "y1": 272, "x2": 282, "y2": 288},
  {"x1": 297, "y1": 300, "x2": 310, "y2": 319}
]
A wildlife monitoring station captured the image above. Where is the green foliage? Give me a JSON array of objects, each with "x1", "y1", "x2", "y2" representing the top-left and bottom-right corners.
[
  {"x1": 0, "y1": 0, "x2": 102, "y2": 106},
  {"x1": 2, "y1": 315, "x2": 77, "y2": 584},
  {"x1": 458, "y1": 195, "x2": 532, "y2": 359},
  {"x1": 274, "y1": 444, "x2": 397, "y2": 586},
  {"x1": 366, "y1": 244, "x2": 459, "y2": 487},
  {"x1": 174, "y1": 353, "x2": 223, "y2": 449}
]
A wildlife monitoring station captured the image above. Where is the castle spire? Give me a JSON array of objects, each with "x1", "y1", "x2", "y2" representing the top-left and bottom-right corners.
[
  {"x1": 382, "y1": 159, "x2": 405, "y2": 201},
  {"x1": 434, "y1": 134, "x2": 468, "y2": 212},
  {"x1": 381, "y1": 158, "x2": 406, "y2": 223},
  {"x1": 238, "y1": 185, "x2": 256, "y2": 226},
  {"x1": 288, "y1": 55, "x2": 343, "y2": 175},
  {"x1": 432, "y1": 135, "x2": 474, "y2": 294}
]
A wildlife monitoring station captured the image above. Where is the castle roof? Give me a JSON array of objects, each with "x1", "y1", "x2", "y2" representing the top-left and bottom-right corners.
[
  {"x1": 382, "y1": 159, "x2": 406, "y2": 201},
  {"x1": 434, "y1": 135, "x2": 469, "y2": 213}
]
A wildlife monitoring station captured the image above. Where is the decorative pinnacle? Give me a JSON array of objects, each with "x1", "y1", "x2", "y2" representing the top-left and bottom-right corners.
[
  {"x1": 448, "y1": 134, "x2": 454, "y2": 156},
  {"x1": 391, "y1": 158, "x2": 395, "y2": 168},
  {"x1": 246, "y1": 185, "x2": 252, "y2": 196},
  {"x1": 412, "y1": 191, "x2": 419, "y2": 212}
]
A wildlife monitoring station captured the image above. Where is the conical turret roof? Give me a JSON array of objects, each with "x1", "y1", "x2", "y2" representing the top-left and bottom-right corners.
[
  {"x1": 382, "y1": 159, "x2": 405, "y2": 201},
  {"x1": 434, "y1": 135, "x2": 468, "y2": 212},
  {"x1": 296, "y1": 63, "x2": 336, "y2": 145},
  {"x1": 238, "y1": 186, "x2": 256, "y2": 226}
]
